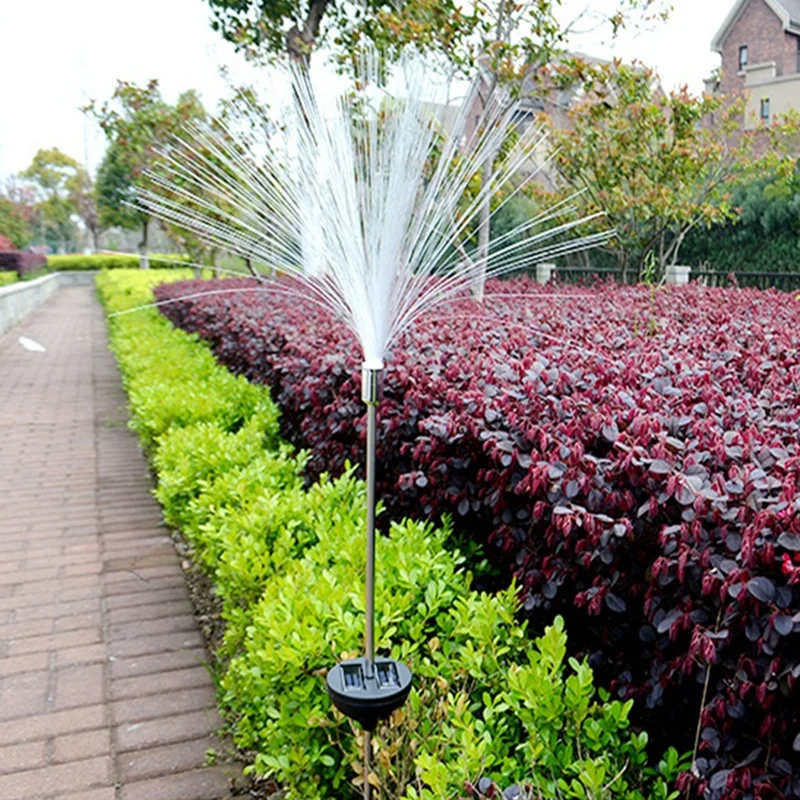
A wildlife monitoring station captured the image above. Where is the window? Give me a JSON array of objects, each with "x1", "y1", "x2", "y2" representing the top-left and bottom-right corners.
[
  {"x1": 761, "y1": 97, "x2": 771, "y2": 123},
  {"x1": 796, "y1": 37, "x2": 800, "y2": 73},
  {"x1": 739, "y1": 45, "x2": 749, "y2": 71}
]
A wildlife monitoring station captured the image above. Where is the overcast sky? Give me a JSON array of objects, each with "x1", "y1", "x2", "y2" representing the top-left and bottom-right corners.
[{"x1": 0, "y1": 0, "x2": 734, "y2": 181}]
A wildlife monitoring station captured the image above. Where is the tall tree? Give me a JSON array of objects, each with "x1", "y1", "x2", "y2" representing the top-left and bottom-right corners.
[
  {"x1": 0, "y1": 179, "x2": 36, "y2": 249},
  {"x1": 539, "y1": 58, "x2": 800, "y2": 280},
  {"x1": 20, "y1": 148, "x2": 82, "y2": 253},
  {"x1": 68, "y1": 167, "x2": 103, "y2": 252},
  {"x1": 86, "y1": 82, "x2": 206, "y2": 268},
  {"x1": 205, "y1": 0, "x2": 670, "y2": 299},
  {"x1": 205, "y1": 0, "x2": 478, "y2": 66}
]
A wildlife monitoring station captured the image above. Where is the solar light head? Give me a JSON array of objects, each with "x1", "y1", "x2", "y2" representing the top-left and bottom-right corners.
[{"x1": 326, "y1": 657, "x2": 412, "y2": 731}]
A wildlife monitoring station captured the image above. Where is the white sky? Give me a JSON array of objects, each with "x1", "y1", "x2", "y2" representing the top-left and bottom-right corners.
[{"x1": 0, "y1": 0, "x2": 733, "y2": 181}]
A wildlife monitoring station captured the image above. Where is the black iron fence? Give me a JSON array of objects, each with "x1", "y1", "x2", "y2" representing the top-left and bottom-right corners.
[
  {"x1": 551, "y1": 266, "x2": 639, "y2": 285},
  {"x1": 546, "y1": 266, "x2": 800, "y2": 293},
  {"x1": 691, "y1": 270, "x2": 800, "y2": 292}
]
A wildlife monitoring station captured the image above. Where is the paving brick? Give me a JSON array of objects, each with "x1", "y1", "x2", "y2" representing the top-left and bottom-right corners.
[
  {"x1": 107, "y1": 599, "x2": 192, "y2": 625},
  {"x1": 54, "y1": 663, "x2": 105, "y2": 709},
  {"x1": 0, "y1": 566, "x2": 60, "y2": 587},
  {"x1": 58, "y1": 788, "x2": 117, "y2": 800},
  {"x1": 109, "y1": 615, "x2": 198, "y2": 641},
  {"x1": 52, "y1": 728, "x2": 111, "y2": 763},
  {"x1": 0, "y1": 703, "x2": 106, "y2": 746},
  {"x1": 0, "y1": 741, "x2": 47, "y2": 774},
  {"x1": 103, "y1": 575, "x2": 186, "y2": 598},
  {"x1": 109, "y1": 631, "x2": 204, "y2": 659},
  {"x1": 7, "y1": 627, "x2": 102, "y2": 657},
  {"x1": 118, "y1": 736, "x2": 217, "y2": 781},
  {"x1": 53, "y1": 611, "x2": 103, "y2": 632},
  {"x1": 55, "y1": 643, "x2": 108, "y2": 667},
  {"x1": 112, "y1": 686, "x2": 217, "y2": 724},
  {"x1": 15, "y1": 599, "x2": 100, "y2": 622},
  {"x1": 104, "y1": 586, "x2": 189, "y2": 611},
  {"x1": 63, "y1": 561, "x2": 103, "y2": 577},
  {"x1": 0, "y1": 618, "x2": 54, "y2": 640},
  {"x1": 109, "y1": 648, "x2": 209, "y2": 679},
  {"x1": 104, "y1": 565, "x2": 183, "y2": 583},
  {"x1": 115, "y1": 708, "x2": 221, "y2": 752},
  {"x1": 111, "y1": 666, "x2": 211, "y2": 700},
  {"x1": 118, "y1": 767, "x2": 233, "y2": 800},
  {"x1": 0, "y1": 670, "x2": 50, "y2": 720},
  {"x1": 0, "y1": 756, "x2": 111, "y2": 800},
  {"x1": 0, "y1": 652, "x2": 49, "y2": 678}
]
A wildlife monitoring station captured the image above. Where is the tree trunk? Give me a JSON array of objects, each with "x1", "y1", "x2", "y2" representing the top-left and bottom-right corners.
[
  {"x1": 286, "y1": 0, "x2": 329, "y2": 66},
  {"x1": 140, "y1": 218, "x2": 150, "y2": 270},
  {"x1": 471, "y1": 155, "x2": 493, "y2": 302}
]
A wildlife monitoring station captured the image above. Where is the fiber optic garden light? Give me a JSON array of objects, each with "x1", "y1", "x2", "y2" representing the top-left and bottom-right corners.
[{"x1": 138, "y1": 44, "x2": 608, "y2": 800}]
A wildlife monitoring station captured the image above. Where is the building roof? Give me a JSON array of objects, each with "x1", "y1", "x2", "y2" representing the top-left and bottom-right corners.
[{"x1": 712, "y1": 0, "x2": 800, "y2": 54}]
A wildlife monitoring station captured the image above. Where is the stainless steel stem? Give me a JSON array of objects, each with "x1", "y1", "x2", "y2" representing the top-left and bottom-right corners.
[
  {"x1": 361, "y1": 364, "x2": 381, "y2": 680},
  {"x1": 365, "y1": 398, "x2": 377, "y2": 678},
  {"x1": 361, "y1": 363, "x2": 381, "y2": 800}
]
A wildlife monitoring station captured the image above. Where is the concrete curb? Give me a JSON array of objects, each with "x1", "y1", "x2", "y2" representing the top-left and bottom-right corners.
[{"x1": 0, "y1": 272, "x2": 98, "y2": 337}]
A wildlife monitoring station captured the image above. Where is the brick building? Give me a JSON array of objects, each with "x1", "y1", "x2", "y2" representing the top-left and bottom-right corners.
[{"x1": 710, "y1": 0, "x2": 800, "y2": 126}]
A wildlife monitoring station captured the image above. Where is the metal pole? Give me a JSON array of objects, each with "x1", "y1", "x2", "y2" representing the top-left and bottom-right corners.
[
  {"x1": 365, "y1": 397, "x2": 377, "y2": 677},
  {"x1": 361, "y1": 362, "x2": 381, "y2": 800},
  {"x1": 361, "y1": 363, "x2": 381, "y2": 677}
]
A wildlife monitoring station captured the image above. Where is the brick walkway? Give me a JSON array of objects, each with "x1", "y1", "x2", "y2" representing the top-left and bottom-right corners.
[{"x1": 0, "y1": 287, "x2": 240, "y2": 800}]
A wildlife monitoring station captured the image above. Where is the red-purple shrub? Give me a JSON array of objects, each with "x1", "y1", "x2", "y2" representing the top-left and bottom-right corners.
[
  {"x1": 156, "y1": 277, "x2": 800, "y2": 799},
  {"x1": 0, "y1": 250, "x2": 47, "y2": 276}
]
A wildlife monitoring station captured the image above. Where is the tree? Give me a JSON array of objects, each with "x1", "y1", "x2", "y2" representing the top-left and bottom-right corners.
[
  {"x1": 205, "y1": 0, "x2": 670, "y2": 299},
  {"x1": 86, "y1": 81, "x2": 206, "y2": 268},
  {"x1": 205, "y1": 0, "x2": 479, "y2": 66},
  {"x1": 68, "y1": 167, "x2": 103, "y2": 252},
  {"x1": 681, "y1": 165, "x2": 800, "y2": 273},
  {"x1": 538, "y1": 58, "x2": 800, "y2": 280},
  {"x1": 0, "y1": 179, "x2": 36, "y2": 249},
  {"x1": 20, "y1": 148, "x2": 82, "y2": 253}
]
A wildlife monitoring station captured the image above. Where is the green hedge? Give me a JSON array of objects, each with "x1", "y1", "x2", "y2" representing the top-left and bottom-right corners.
[
  {"x1": 0, "y1": 271, "x2": 18, "y2": 287},
  {"x1": 49, "y1": 253, "x2": 190, "y2": 271},
  {"x1": 97, "y1": 269, "x2": 686, "y2": 800}
]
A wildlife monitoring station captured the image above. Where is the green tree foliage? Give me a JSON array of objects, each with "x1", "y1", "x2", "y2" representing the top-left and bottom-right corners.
[
  {"x1": 0, "y1": 181, "x2": 36, "y2": 249},
  {"x1": 205, "y1": 0, "x2": 479, "y2": 66},
  {"x1": 539, "y1": 59, "x2": 800, "y2": 280},
  {"x1": 204, "y1": 0, "x2": 669, "y2": 298},
  {"x1": 681, "y1": 167, "x2": 800, "y2": 273},
  {"x1": 68, "y1": 167, "x2": 102, "y2": 252},
  {"x1": 87, "y1": 81, "x2": 206, "y2": 268},
  {"x1": 95, "y1": 142, "x2": 143, "y2": 231},
  {"x1": 20, "y1": 148, "x2": 83, "y2": 253}
]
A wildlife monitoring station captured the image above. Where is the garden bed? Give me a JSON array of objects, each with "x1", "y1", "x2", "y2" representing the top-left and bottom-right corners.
[
  {"x1": 154, "y1": 275, "x2": 800, "y2": 798},
  {"x1": 99, "y1": 270, "x2": 684, "y2": 800}
]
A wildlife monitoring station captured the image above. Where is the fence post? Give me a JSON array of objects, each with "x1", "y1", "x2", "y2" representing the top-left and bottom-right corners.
[
  {"x1": 535, "y1": 263, "x2": 556, "y2": 285},
  {"x1": 665, "y1": 265, "x2": 691, "y2": 286}
]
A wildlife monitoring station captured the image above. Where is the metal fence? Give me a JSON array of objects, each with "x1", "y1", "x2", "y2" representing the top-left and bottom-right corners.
[
  {"x1": 691, "y1": 270, "x2": 800, "y2": 293},
  {"x1": 551, "y1": 266, "x2": 639, "y2": 285},
  {"x1": 548, "y1": 266, "x2": 800, "y2": 293}
]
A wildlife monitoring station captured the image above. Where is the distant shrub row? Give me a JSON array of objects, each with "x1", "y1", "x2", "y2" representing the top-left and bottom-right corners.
[
  {"x1": 47, "y1": 253, "x2": 189, "y2": 271},
  {"x1": 99, "y1": 269, "x2": 683, "y2": 800},
  {"x1": 0, "y1": 251, "x2": 47, "y2": 277}
]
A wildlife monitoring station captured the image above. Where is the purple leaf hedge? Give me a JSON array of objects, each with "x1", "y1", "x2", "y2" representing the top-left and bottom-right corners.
[{"x1": 156, "y1": 276, "x2": 800, "y2": 799}]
